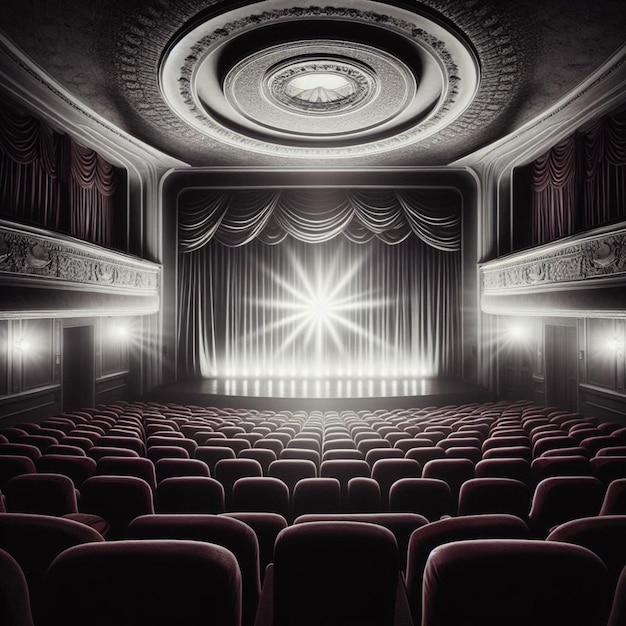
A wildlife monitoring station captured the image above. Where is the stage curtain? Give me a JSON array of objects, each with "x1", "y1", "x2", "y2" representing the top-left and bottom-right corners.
[
  {"x1": 529, "y1": 109, "x2": 626, "y2": 245},
  {"x1": 178, "y1": 188, "x2": 461, "y2": 379},
  {"x1": 0, "y1": 102, "x2": 118, "y2": 246},
  {"x1": 178, "y1": 188, "x2": 461, "y2": 252}
]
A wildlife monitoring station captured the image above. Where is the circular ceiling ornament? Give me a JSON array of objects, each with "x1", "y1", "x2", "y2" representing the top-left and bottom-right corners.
[
  {"x1": 265, "y1": 56, "x2": 375, "y2": 114},
  {"x1": 158, "y1": 1, "x2": 480, "y2": 158}
]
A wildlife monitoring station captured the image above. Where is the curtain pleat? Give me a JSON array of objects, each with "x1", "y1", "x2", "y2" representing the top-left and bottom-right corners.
[
  {"x1": 0, "y1": 101, "x2": 118, "y2": 246},
  {"x1": 178, "y1": 188, "x2": 461, "y2": 252},
  {"x1": 530, "y1": 109, "x2": 626, "y2": 245}
]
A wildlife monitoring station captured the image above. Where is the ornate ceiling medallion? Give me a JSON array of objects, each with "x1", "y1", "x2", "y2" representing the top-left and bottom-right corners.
[
  {"x1": 266, "y1": 57, "x2": 376, "y2": 114},
  {"x1": 158, "y1": 1, "x2": 480, "y2": 158}
]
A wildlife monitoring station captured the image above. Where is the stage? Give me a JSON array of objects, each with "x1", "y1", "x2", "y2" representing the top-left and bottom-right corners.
[{"x1": 146, "y1": 377, "x2": 494, "y2": 412}]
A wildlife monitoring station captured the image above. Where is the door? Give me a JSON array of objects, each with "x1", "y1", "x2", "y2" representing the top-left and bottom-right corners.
[
  {"x1": 544, "y1": 324, "x2": 578, "y2": 411},
  {"x1": 62, "y1": 325, "x2": 94, "y2": 411}
]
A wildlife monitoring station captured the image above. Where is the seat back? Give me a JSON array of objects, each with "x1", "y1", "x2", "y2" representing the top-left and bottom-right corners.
[
  {"x1": 79, "y1": 475, "x2": 154, "y2": 539},
  {"x1": 388, "y1": 478, "x2": 453, "y2": 521},
  {"x1": 405, "y1": 514, "x2": 531, "y2": 625},
  {"x1": 271, "y1": 522, "x2": 400, "y2": 626},
  {"x1": 421, "y1": 539, "x2": 611, "y2": 626},
  {"x1": 0, "y1": 547, "x2": 34, "y2": 626},
  {"x1": 155, "y1": 476, "x2": 225, "y2": 515},
  {"x1": 5, "y1": 473, "x2": 78, "y2": 516},
  {"x1": 127, "y1": 514, "x2": 259, "y2": 626},
  {"x1": 0, "y1": 513, "x2": 104, "y2": 625},
  {"x1": 45, "y1": 540, "x2": 242, "y2": 626}
]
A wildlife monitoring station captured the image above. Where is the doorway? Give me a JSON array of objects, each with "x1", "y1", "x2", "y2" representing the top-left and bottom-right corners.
[
  {"x1": 544, "y1": 324, "x2": 578, "y2": 411},
  {"x1": 62, "y1": 325, "x2": 94, "y2": 411}
]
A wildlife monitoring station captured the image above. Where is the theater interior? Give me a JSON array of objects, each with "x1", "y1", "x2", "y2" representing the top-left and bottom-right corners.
[{"x1": 0, "y1": 1, "x2": 626, "y2": 625}]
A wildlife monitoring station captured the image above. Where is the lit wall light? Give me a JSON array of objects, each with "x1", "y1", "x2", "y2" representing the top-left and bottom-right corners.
[
  {"x1": 113, "y1": 325, "x2": 129, "y2": 339},
  {"x1": 13, "y1": 337, "x2": 32, "y2": 354}
]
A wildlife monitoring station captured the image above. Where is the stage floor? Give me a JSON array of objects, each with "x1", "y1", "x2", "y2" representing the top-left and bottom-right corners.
[{"x1": 147, "y1": 377, "x2": 493, "y2": 411}]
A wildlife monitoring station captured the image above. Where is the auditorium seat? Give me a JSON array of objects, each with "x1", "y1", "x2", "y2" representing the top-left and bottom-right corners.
[
  {"x1": 548, "y1": 515, "x2": 626, "y2": 593},
  {"x1": 147, "y1": 436, "x2": 198, "y2": 457},
  {"x1": 530, "y1": 455, "x2": 593, "y2": 483},
  {"x1": 322, "y1": 448, "x2": 364, "y2": 461},
  {"x1": 0, "y1": 547, "x2": 34, "y2": 626},
  {"x1": 482, "y1": 446, "x2": 533, "y2": 462},
  {"x1": 224, "y1": 512, "x2": 288, "y2": 583},
  {"x1": 95, "y1": 435, "x2": 145, "y2": 456},
  {"x1": 532, "y1": 435, "x2": 578, "y2": 457},
  {"x1": 5, "y1": 473, "x2": 78, "y2": 516},
  {"x1": 528, "y1": 476, "x2": 606, "y2": 537},
  {"x1": 59, "y1": 436, "x2": 93, "y2": 452},
  {"x1": 203, "y1": 438, "x2": 251, "y2": 456},
  {"x1": 79, "y1": 475, "x2": 154, "y2": 539},
  {"x1": 238, "y1": 448, "x2": 277, "y2": 474},
  {"x1": 457, "y1": 477, "x2": 531, "y2": 519},
  {"x1": 231, "y1": 477, "x2": 290, "y2": 518},
  {"x1": 195, "y1": 445, "x2": 237, "y2": 474},
  {"x1": 293, "y1": 512, "x2": 428, "y2": 572},
  {"x1": 95, "y1": 457, "x2": 157, "y2": 491},
  {"x1": 421, "y1": 458, "x2": 474, "y2": 513},
  {"x1": 591, "y1": 456, "x2": 626, "y2": 485},
  {"x1": 393, "y1": 438, "x2": 434, "y2": 453},
  {"x1": 347, "y1": 477, "x2": 382, "y2": 513},
  {"x1": 267, "y1": 459, "x2": 317, "y2": 495},
  {"x1": 388, "y1": 478, "x2": 453, "y2": 521},
  {"x1": 15, "y1": 434, "x2": 58, "y2": 454},
  {"x1": 404, "y1": 446, "x2": 446, "y2": 466},
  {"x1": 444, "y1": 446, "x2": 482, "y2": 463},
  {"x1": 214, "y1": 459, "x2": 263, "y2": 510},
  {"x1": 540, "y1": 445, "x2": 589, "y2": 457},
  {"x1": 420, "y1": 539, "x2": 611, "y2": 626},
  {"x1": 292, "y1": 477, "x2": 341, "y2": 518},
  {"x1": 155, "y1": 476, "x2": 225, "y2": 515},
  {"x1": 44, "y1": 540, "x2": 242, "y2": 626},
  {"x1": 278, "y1": 448, "x2": 320, "y2": 467},
  {"x1": 0, "y1": 455, "x2": 36, "y2": 491},
  {"x1": 0, "y1": 443, "x2": 41, "y2": 462},
  {"x1": 255, "y1": 521, "x2": 412, "y2": 626},
  {"x1": 0, "y1": 513, "x2": 104, "y2": 625},
  {"x1": 37, "y1": 454, "x2": 97, "y2": 488},
  {"x1": 127, "y1": 514, "x2": 260, "y2": 626},
  {"x1": 474, "y1": 458, "x2": 533, "y2": 486},
  {"x1": 371, "y1": 458, "x2": 422, "y2": 509},
  {"x1": 89, "y1": 446, "x2": 141, "y2": 462},
  {"x1": 254, "y1": 439, "x2": 285, "y2": 456},
  {"x1": 405, "y1": 514, "x2": 531, "y2": 625},
  {"x1": 319, "y1": 459, "x2": 371, "y2": 510},
  {"x1": 599, "y1": 478, "x2": 626, "y2": 515}
]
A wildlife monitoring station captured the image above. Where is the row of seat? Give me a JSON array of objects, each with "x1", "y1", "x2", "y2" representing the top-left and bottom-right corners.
[
  {"x1": 2, "y1": 467, "x2": 626, "y2": 540},
  {"x1": 1, "y1": 512, "x2": 626, "y2": 626}
]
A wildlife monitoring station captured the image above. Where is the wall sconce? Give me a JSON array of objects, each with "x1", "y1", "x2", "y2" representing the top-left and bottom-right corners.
[{"x1": 13, "y1": 337, "x2": 32, "y2": 353}]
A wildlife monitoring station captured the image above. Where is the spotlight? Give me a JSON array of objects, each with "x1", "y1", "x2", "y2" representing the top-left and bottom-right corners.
[{"x1": 508, "y1": 325, "x2": 525, "y2": 340}]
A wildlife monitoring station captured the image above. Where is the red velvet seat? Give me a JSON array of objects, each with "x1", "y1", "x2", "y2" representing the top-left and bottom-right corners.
[
  {"x1": 421, "y1": 539, "x2": 611, "y2": 626},
  {"x1": 127, "y1": 514, "x2": 259, "y2": 626},
  {"x1": 5, "y1": 473, "x2": 78, "y2": 516},
  {"x1": 95, "y1": 456, "x2": 157, "y2": 491},
  {"x1": 405, "y1": 514, "x2": 531, "y2": 625},
  {"x1": 388, "y1": 477, "x2": 453, "y2": 521},
  {"x1": 528, "y1": 476, "x2": 606, "y2": 537},
  {"x1": 600, "y1": 478, "x2": 626, "y2": 515},
  {"x1": 0, "y1": 513, "x2": 104, "y2": 625},
  {"x1": 79, "y1": 475, "x2": 154, "y2": 539},
  {"x1": 215, "y1": 458, "x2": 263, "y2": 510},
  {"x1": 292, "y1": 477, "x2": 341, "y2": 518},
  {"x1": 256, "y1": 521, "x2": 411, "y2": 626},
  {"x1": 155, "y1": 476, "x2": 225, "y2": 515},
  {"x1": 457, "y1": 477, "x2": 531, "y2": 519},
  {"x1": 37, "y1": 454, "x2": 97, "y2": 488},
  {"x1": 0, "y1": 547, "x2": 34, "y2": 626},
  {"x1": 44, "y1": 540, "x2": 242, "y2": 626}
]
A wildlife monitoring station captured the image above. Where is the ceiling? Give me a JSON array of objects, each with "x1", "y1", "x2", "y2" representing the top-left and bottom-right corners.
[{"x1": 0, "y1": 0, "x2": 625, "y2": 168}]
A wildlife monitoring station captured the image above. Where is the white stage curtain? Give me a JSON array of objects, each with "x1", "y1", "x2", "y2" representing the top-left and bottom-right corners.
[{"x1": 178, "y1": 188, "x2": 461, "y2": 379}]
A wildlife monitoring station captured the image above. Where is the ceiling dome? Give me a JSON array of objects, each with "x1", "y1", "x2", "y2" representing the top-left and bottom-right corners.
[{"x1": 159, "y1": 1, "x2": 480, "y2": 158}]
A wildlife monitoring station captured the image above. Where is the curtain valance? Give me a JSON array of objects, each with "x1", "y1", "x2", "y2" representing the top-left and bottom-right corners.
[{"x1": 178, "y1": 188, "x2": 461, "y2": 253}]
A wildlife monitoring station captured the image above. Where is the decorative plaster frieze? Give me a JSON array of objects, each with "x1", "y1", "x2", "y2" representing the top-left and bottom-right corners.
[
  {"x1": 0, "y1": 221, "x2": 160, "y2": 294},
  {"x1": 480, "y1": 223, "x2": 626, "y2": 294}
]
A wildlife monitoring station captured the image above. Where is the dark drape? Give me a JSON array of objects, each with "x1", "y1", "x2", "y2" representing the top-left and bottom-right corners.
[
  {"x1": 530, "y1": 109, "x2": 626, "y2": 245},
  {"x1": 178, "y1": 188, "x2": 461, "y2": 379},
  {"x1": 0, "y1": 102, "x2": 119, "y2": 246}
]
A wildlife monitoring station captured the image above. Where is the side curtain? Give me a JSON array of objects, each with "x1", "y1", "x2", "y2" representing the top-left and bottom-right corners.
[
  {"x1": 0, "y1": 101, "x2": 118, "y2": 246},
  {"x1": 530, "y1": 109, "x2": 626, "y2": 245}
]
